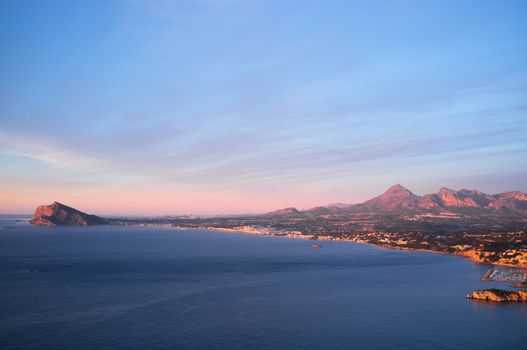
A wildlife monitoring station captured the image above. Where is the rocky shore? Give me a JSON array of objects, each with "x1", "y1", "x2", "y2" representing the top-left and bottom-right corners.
[{"x1": 466, "y1": 289, "x2": 527, "y2": 302}]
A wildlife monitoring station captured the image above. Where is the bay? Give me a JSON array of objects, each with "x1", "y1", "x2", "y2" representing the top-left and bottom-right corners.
[{"x1": 0, "y1": 216, "x2": 525, "y2": 349}]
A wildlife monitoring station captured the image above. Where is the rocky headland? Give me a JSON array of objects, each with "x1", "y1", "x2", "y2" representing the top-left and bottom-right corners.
[
  {"x1": 29, "y1": 202, "x2": 107, "y2": 226},
  {"x1": 466, "y1": 289, "x2": 527, "y2": 302}
]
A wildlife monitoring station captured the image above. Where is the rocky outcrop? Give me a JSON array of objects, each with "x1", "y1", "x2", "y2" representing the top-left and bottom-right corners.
[
  {"x1": 29, "y1": 202, "x2": 107, "y2": 226},
  {"x1": 466, "y1": 289, "x2": 527, "y2": 302},
  {"x1": 489, "y1": 192, "x2": 527, "y2": 213},
  {"x1": 436, "y1": 187, "x2": 482, "y2": 207}
]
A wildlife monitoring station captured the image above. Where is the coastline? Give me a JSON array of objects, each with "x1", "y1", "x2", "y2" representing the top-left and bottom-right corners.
[
  {"x1": 26, "y1": 219, "x2": 527, "y2": 270},
  {"x1": 167, "y1": 225, "x2": 527, "y2": 269}
]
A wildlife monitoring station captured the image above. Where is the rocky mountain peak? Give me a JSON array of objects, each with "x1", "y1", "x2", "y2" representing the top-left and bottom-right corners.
[
  {"x1": 438, "y1": 187, "x2": 455, "y2": 195},
  {"x1": 383, "y1": 184, "x2": 414, "y2": 197}
]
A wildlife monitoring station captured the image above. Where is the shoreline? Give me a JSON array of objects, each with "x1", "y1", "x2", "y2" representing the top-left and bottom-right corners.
[
  {"x1": 168, "y1": 225, "x2": 527, "y2": 269},
  {"x1": 26, "y1": 220, "x2": 527, "y2": 270}
]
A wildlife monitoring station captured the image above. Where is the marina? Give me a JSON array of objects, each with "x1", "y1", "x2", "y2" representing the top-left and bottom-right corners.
[{"x1": 481, "y1": 268, "x2": 527, "y2": 288}]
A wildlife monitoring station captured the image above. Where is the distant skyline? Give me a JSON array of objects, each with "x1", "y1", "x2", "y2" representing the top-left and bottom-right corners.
[{"x1": 1, "y1": 0, "x2": 527, "y2": 215}]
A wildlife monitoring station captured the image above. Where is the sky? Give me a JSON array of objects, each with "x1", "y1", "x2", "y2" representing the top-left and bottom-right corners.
[{"x1": 1, "y1": 0, "x2": 526, "y2": 215}]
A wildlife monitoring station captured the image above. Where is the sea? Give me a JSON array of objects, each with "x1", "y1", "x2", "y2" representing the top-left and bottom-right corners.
[{"x1": 0, "y1": 215, "x2": 526, "y2": 350}]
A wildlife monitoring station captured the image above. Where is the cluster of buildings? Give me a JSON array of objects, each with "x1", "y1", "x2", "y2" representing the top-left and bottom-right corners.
[{"x1": 120, "y1": 213, "x2": 526, "y2": 268}]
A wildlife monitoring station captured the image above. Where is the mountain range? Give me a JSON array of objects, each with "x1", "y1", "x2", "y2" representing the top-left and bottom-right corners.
[
  {"x1": 268, "y1": 184, "x2": 527, "y2": 216},
  {"x1": 29, "y1": 185, "x2": 527, "y2": 226}
]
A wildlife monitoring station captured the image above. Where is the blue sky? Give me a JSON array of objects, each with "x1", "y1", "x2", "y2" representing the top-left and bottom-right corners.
[{"x1": 1, "y1": 0, "x2": 526, "y2": 214}]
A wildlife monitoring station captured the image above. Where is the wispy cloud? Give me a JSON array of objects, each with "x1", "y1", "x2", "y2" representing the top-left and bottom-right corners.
[
  {"x1": 1, "y1": 0, "x2": 526, "y2": 213},
  {"x1": 0, "y1": 130, "x2": 101, "y2": 169}
]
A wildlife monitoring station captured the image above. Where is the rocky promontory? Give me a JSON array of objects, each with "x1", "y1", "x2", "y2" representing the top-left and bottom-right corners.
[
  {"x1": 29, "y1": 202, "x2": 107, "y2": 226},
  {"x1": 466, "y1": 289, "x2": 527, "y2": 302}
]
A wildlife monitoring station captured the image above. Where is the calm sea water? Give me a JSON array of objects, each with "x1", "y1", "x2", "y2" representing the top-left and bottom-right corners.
[{"x1": 0, "y1": 216, "x2": 526, "y2": 350}]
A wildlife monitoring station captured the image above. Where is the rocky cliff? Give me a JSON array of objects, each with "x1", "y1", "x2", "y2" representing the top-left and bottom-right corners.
[
  {"x1": 29, "y1": 202, "x2": 107, "y2": 226},
  {"x1": 466, "y1": 289, "x2": 527, "y2": 302}
]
